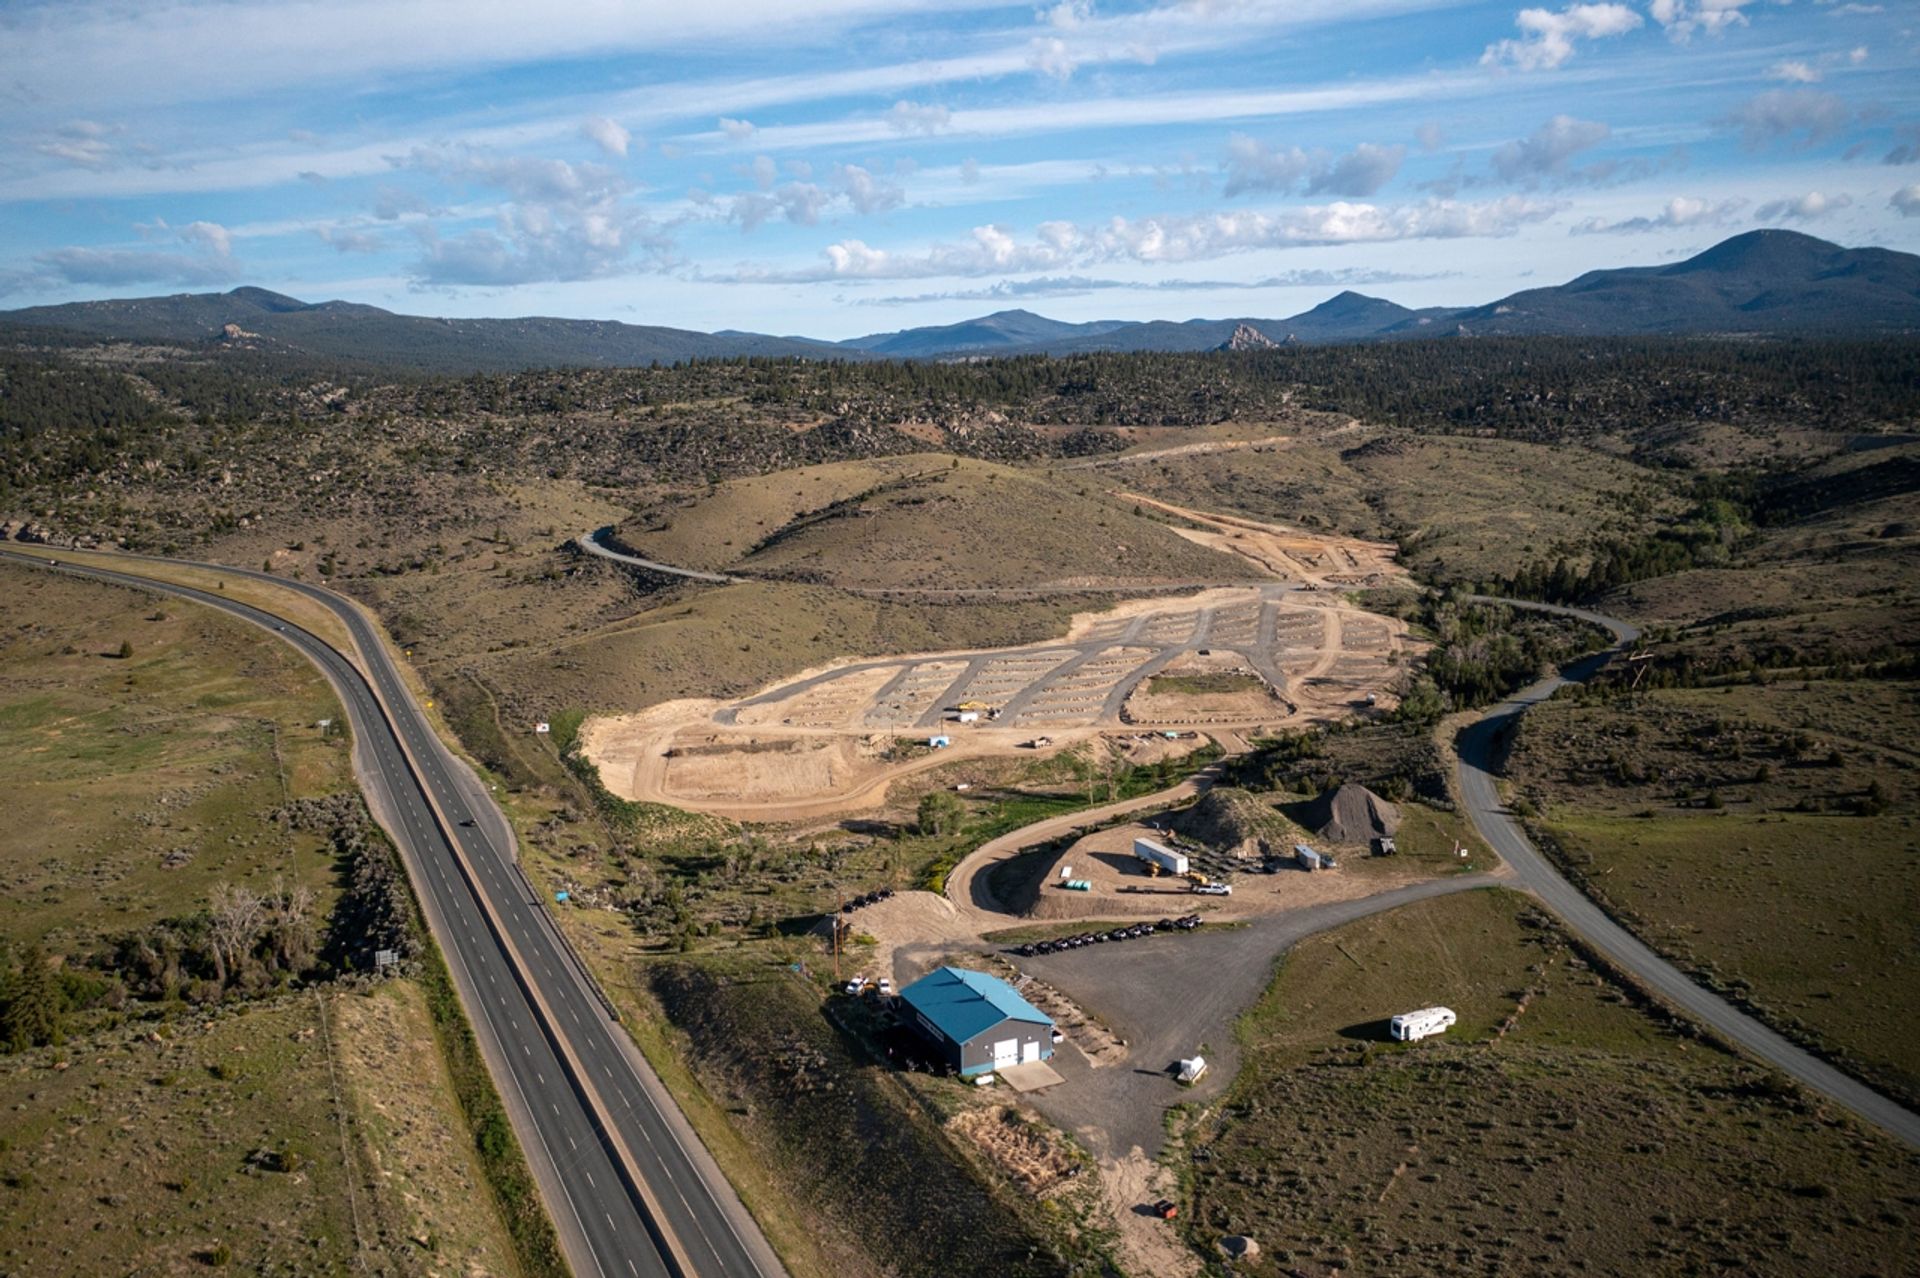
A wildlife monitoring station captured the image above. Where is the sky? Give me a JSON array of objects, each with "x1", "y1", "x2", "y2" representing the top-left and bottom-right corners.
[{"x1": 1, "y1": 0, "x2": 1917, "y2": 339}]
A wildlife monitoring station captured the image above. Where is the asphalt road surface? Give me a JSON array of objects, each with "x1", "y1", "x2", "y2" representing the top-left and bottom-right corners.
[
  {"x1": 1457, "y1": 596, "x2": 1920, "y2": 1149},
  {"x1": 2, "y1": 550, "x2": 780, "y2": 1278}
]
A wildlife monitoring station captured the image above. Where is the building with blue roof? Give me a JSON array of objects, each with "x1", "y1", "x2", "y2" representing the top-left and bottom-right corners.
[{"x1": 897, "y1": 966, "x2": 1054, "y2": 1076}]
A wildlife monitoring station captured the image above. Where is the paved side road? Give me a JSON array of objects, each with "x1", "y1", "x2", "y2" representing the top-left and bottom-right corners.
[
  {"x1": 3, "y1": 551, "x2": 784, "y2": 1278},
  {"x1": 1458, "y1": 595, "x2": 1920, "y2": 1150}
]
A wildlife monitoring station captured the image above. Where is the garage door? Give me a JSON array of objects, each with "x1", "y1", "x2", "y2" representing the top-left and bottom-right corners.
[
  {"x1": 992, "y1": 1038, "x2": 1018, "y2": 1068},
  {"x1": 1021, "y1": 1040, "x2": 1041, "y2": 1064}
]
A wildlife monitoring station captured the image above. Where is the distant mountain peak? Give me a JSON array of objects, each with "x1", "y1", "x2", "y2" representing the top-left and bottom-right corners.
[
  {"x1": 3, "y1": 231, "x2": 1914, "y2": 370},
  {"x1": 225, "y1": 286, "x2": 313, "y2": 313},
  {"x1": 1666, "y1": 228, "x2": 1840, "y2": 276},
  {"x1": 1218, "y1": 323, "x2": 1282, "y2": 352}
]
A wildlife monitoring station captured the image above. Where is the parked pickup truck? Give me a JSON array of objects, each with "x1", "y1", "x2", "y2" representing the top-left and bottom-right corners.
[{"x1": 1193, "y1": 882, "x2": 1232, "y2": 896}]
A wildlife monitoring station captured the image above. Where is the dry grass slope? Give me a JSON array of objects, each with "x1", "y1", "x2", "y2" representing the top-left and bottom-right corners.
[{"x1": 1191, "y1": 889, "x2": 1920, "y2": 1278}]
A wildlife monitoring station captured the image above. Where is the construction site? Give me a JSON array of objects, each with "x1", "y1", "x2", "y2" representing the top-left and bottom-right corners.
[{"x1": 581, "y1": 581, "x2": 1420, "y2": 820}]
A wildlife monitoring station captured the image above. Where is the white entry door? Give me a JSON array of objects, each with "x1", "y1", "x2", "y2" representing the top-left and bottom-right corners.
[
  {"x1": 1020, "y1": 1039, "x2": 1041, "y2": 1064},
  {"x1": 992, "y1": 1038, "x2": 1018, "y2": 1068}
]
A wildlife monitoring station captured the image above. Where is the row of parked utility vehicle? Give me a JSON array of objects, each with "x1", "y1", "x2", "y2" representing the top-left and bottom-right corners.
[
  {"x1": 841, "y1": 887, "x2": 896, "y2": 913},
  {"x1": 1013, "y1": 915, "x2": 1203, "y2": 957}
]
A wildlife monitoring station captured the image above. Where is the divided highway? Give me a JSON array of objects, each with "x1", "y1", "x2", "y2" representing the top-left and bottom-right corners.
[
  {"x1": 1458, "y1": 596, "x2": 1920, "y2": 1149},
  {"x1": 1, "y1": 550, "x2": 780, "y2": 1278}
]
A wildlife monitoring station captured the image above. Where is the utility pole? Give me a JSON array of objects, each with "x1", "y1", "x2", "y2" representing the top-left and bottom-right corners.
[{"x1": 831, "y1": 890, "x2": 844, "y2": 984}]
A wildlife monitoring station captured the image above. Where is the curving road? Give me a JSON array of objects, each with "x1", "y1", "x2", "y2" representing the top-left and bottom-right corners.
[
  {"x1": 1, "y1": 550, "x2": 782, "y2": 1278},
  {"x1": 1457, "y1": 595, "x2": 1920, "y2": 1149},
  {"x1": 577, "y1": 526, "x2": 740, "y2": 584}
]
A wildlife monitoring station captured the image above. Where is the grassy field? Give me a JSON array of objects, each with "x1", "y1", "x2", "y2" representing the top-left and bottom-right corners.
[
  {"x1": 0, "y1": 563, "x2": 350, "y2": 950},
  {"x1": 1510, "y1": 677, "x2": 1920, "y2": 1107},
  {"x1": 1188, "y1": 889, "x2": 1920, "y2": 1277},
  {"x1": 1114, "y1": 432, "x2": 1676, "y2": 587},
  {"x1": 0, "y1": 984, "x2": 520, "y2": 1277},
  {"x1": 0, "y1": 563, "x2": 528, "y2": 1276},
  {"x1": 623, "y1": 454, "x2": 1259, "y2": 589}
]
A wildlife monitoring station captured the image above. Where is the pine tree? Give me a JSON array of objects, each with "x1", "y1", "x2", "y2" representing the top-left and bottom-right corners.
[{"x1": 2, "y1": 944, "x2": 65, "y2": 1051}]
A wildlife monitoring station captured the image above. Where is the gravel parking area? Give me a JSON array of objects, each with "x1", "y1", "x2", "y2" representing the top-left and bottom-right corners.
[{"x1": 1010, "y1": 874, "x2": 1504, "y2": 1160}]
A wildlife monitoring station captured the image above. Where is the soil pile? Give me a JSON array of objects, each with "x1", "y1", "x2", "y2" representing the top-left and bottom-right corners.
[
  {"x1": 1172, "y1": 787, "x2": 1296, "y2": 859},
  {"x1": 1301, "y1": 782, "x2": 1400, "y2": 843}
]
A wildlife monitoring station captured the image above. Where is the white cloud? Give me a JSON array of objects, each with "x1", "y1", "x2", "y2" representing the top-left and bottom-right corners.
[
  {"x1": 0, "y1": 0, "x2": 1012, "y2": 115},
  {"x1": 1754, "y1": 190, "x2": 1853, "y2": 221},
  {"x1": 317, "y1": 226, "x2": 385, "y2": 253},
  {"x1": 748, "y1": 196, "x2": 1559, "y2": 282},
  {"x1": 724, "y1": 161, "x2": 903, "y2": 230},
  {"x1": 1766, "y1": 60, "x2": 1821, "y2": 84},
  {"x1": 1028, "y1": 35, "x2": 1080, "y2": 78},
  {"x1": 1719, "y1": 89, "x2": 1854, "y2": 149},
  {"x1": 580, "y1": 116, "x2": 633, "y2": 157},
  {"x1": 1481, "y1": 3, "x2": 1642, "y2": 71},
  {"x1": 1042, "y1": 0, "x2": 1095, "y2": 29},
  {"x1": 856, "y1": 264, "x2": 1454, "y2": 305},
  {"x1": 1571, "y1": 194, "x2": 1747, "y2": 233},
  {"x1": 1649, "y1": 0, "x2": 1760, "y2": 42},
  {"x1": 394, "y1": 146, "x2": 673, "y2": 284},
  {"x1": 1223, "y1": 135, "x2": 1406, "y2": 198},
  {"x1": 1491, "y1": 115, "x2": 1612, "y2": 182},
  {"x1": 177, "y1": 219, "x2": 232, "y2": 257},
  {"x1": 718, "y1": 117, "x2": 757, "y2": 141},
  {"x1": 833, "y1": 164, "x2": 903, "y2": 215},
  {"x1": 1890, "y1": 185, "x2": 1920, "y2": 217},
  {"x1": 885, "y1": 100, "x2": 952, "y2": 135},
  {"x1": 27, "y1": 217, "x2": 239, "y2": 290}
]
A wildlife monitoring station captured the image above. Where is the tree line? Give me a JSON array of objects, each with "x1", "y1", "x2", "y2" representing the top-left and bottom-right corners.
[{"x1": 0, "y1": 795, "x2": 419, "y2": 1053}]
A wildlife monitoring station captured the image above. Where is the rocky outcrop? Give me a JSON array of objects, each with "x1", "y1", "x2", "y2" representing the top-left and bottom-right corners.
[{"x1": 1216, "y1": 323, "x2": 1281, "y2": 352}]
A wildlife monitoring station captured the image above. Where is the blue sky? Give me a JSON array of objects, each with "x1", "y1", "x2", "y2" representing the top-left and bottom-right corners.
[{"x1": 2, "y1": 0, "x2": 1916, "y2": 338}]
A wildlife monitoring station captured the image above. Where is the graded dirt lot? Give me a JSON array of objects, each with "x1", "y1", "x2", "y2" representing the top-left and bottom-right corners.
[
  {"x1": 1125, "y1": 492, "x2": 1408, "y2": 589},
  {"x1": 582, "y1": 578, "x2": 1420, "y2": 820}
]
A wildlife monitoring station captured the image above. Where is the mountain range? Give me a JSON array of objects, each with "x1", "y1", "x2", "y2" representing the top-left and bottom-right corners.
[{"x1": 2, "y1": 230, "x2": 1914, "y2": 373}]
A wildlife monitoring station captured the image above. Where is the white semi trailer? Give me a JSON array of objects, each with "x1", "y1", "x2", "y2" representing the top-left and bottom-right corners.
[
  {"x1": 1389, "y1": 1007, "x2": 1457, "y2": 1042},
  {"x1": 1133, "y1": 837, "x2": 1189, "y2": 876}
]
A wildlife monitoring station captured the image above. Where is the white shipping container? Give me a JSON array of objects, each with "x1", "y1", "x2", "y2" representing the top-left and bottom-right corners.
[{"x1": 1133, "y1": 837, "x2": 1189, "y2": 876}]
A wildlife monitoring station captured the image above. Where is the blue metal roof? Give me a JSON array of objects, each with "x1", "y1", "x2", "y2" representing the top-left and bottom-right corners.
[{"x1": 899, "y1": 966, "x2": 1052, "y2": 1044}]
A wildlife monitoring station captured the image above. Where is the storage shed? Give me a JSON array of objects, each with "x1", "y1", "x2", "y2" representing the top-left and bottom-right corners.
[{"x1": 899, "y1": 967, "x2": 1054, "y2": 1077}]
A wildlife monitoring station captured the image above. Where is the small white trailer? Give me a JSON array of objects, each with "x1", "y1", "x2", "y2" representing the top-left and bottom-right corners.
[
  {"x1": 1133, "y1": 837, "x2": 1189, "y2": 876},
  {"x1": 1295, "y1": 843, "x2": 1324, "y2": 871},
  {"x1": 1389, "y1": 1007, "x2": 1457, "y2": 1042},
  {"x1": 1176, "y1": 1055, "x2": 1208, "y2": 1084}
]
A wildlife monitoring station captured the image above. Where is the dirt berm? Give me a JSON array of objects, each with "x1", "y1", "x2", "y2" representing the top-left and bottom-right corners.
[
  {"x1": 1171, "y1": 786, "x2": 1299, "y2": 859},
  {"x1": 1299, "y1": 782, "x2": 1400, "y2": 843}
]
